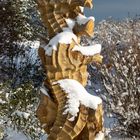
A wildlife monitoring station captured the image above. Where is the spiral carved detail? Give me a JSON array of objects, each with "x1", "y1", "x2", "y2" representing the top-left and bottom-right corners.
[{"x1": 36, "y1": 0, "x2": 104, "y2": 140}]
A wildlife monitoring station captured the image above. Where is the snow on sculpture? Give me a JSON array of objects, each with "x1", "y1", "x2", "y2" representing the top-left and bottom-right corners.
[{"x1": 36, "y1": 0, "x2": 104, "y2": 139}]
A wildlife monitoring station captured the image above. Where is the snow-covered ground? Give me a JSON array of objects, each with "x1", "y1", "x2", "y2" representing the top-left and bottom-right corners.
[{"x1": 3, "y1": 128, "x2": 31, "y2": 140}]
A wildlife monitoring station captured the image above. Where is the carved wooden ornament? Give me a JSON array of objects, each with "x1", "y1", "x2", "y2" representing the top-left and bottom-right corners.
[{"x1": 36, "y1": 0, "x2": 104, "y2": 139}]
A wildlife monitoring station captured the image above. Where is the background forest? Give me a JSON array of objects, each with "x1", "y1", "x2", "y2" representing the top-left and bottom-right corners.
[{"x1": 0, "y1": 0, "x2": 139, "y2": 139}]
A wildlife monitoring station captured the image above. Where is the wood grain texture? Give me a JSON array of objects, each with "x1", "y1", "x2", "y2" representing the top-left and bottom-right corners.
[
  {"x1": 36, "y1": 0, "x2": 104, "y2": 139},
  {"x1": 37, "y1": 0, "x2": 92, "y2": 37}
]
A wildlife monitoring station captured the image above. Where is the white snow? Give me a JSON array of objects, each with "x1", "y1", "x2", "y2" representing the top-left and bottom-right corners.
[
  {"x1": 19, "y1": 41, "x2": 40, "y2": 49},
  {"x1": 40, "y1": 86, "x2": 50, "y2": 98},
  {"x1": 12, "y1": 110, "x2": 30, "y2": 119},
  {"x1": 54, "y1": 79, "x2": 102, "y2": 121},
  {"x1": 44, "y1": 29, "x2": 78, "y2": 56},
  {"x1": 0, "y1": 98, "x2": 6, "y2": 104},
  {"x1": 72, "y1": 44, "x2": 102, "y2": 56},
  {"x1": 43, "y1": 14, "x2": 96, "y2": 56},
  {"x1": 76, "y1": 14, "x2": 95, "y2": 25},
  {"x1": 29, "y1": 41, "x2": 40, "y2": 49},
  {"x1": 65, "y1": 18, "x2": 75, "y2": 30},
  {"x1": 95, "y1": 131, "x2": 104, "y2": 140},
  {"x1": 5, "y1": 92, "x2": 10, "y2": 100},
  {"x1": 4, "y1": 127, "x2": 30, "y2": 140},
  {"x1": 87, "y1": 80, "x2": 92, "y2": 86}
]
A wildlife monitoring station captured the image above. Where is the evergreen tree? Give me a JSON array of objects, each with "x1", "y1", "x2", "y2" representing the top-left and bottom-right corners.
[
  {"x1": 0, "y1": 1, "x2": 45, "y2": 139},
  {"x1": 0, "y1": 0, "x2": 44, "y2": 87}
]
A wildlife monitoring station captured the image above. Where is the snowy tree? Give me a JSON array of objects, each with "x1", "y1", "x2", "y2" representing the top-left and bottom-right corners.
[
  {"x1": 0, "y1": 0, "x2": 44, "y2": 87},
  {"x1": 90, "y1": 17, "x2": 140, "y2": 139},
  {"x1": 0, "y1": 1, "x2": 45, "y2": 139}
]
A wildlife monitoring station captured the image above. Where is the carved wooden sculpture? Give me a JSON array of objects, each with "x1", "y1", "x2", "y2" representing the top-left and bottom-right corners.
[{"x1": 36, "y1": 0, "x2": 104, "y2": 139}]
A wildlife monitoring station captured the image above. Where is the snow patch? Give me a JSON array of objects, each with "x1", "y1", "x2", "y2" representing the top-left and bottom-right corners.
[
  {"x1": 4, "y1": 127, "x2": 30, "y2": 140},
  {"x1": 12, "y1": 110, "x2": 30, "y2": 119},
  {"x1": 65, "y1": 18, "x2": 75, "y2": 30},
  {"x1": 20, "y1": 41, "x2": 40, "y2": 49},
  {"x1": 0, "y1": 98, "x2": 6, "y2": 104},
  {"x1": 76, "y1": 14, "x2": 95, "y2": 25},
  {"x1": 95, "y1": 131, "x2": 104, "y2": 140},
  {"x1": 72, "y1": 44, "x2": 102, "y2": 56},
  {"x1": 54, "y1": 79, "x2": 102, "y2": 121},
  {"x1": 44, "y1": 30, "x2": 78, "y2": 56},
  {"x1": 43, "y1": 14, "x2": 96, "y2": 56},
  {"x1": 40, "y1": 86, "x2": 50, "y2": 98}
]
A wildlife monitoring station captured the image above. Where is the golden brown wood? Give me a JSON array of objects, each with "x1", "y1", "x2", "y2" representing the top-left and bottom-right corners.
[
  {"x1": 36, "y1": 0, "x2": 104, "y2": 139},
  {"x1": 37, "y1": 0, "x2": 93, "y2": 37}
]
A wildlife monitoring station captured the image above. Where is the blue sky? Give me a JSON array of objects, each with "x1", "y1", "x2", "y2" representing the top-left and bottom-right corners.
[{"x1": 85, "y1": 0, "x2": 140, "y2": 21}]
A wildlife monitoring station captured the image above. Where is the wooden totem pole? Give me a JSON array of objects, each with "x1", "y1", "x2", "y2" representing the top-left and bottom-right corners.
[{"x1": 36, "y1": 0, "x2": 104, "y2": 139}]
